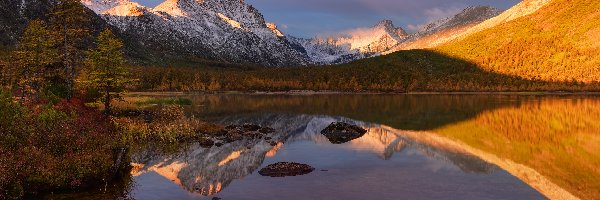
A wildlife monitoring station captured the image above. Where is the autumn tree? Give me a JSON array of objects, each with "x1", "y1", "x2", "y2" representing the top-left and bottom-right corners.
[
  {"x1": 49, "y1": 0, "x2": 90, "y2": 99},
  {"x1": 86, "y1": 29, "x2": 130, "y2": 115},
  {"x1": 13, "y1": 20, "x2": 59, "y2": 100}
]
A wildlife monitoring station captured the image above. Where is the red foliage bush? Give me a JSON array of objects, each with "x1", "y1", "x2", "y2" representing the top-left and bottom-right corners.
[{"x1": 1, "y1": 94, "x2": 127, "y2": 198}]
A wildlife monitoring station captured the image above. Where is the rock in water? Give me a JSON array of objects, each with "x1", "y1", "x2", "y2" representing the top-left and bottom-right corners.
[
  {"x1": 258, "y1": 162, "x2": 315, "y2": 177},
  {"x1": 320, "y1": 122, "x2": 367, "y2": 144},
  {"x1": 198, "y1": 137, "x2": 215, "y2": 148}
]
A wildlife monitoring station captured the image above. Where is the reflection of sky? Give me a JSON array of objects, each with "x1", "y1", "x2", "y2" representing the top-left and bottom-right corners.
[
  {"x1": 129, "y1": 116, "x2": 545, "y2": 200},
  {"x1": 135, "y1": 0, "x2": 520, "y2": 37}
]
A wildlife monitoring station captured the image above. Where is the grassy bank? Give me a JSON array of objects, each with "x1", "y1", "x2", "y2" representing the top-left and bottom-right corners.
[{"x1": 111, "y1": 96, "x2": 223, "y2": 143}]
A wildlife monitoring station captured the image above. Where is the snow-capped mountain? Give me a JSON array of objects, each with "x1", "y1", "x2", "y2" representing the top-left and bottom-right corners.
[
  {"x1": 286, "y1": 36, "x2": 367, "y2": 65},
  {"x1": 389, "y1": 6, "x2": 502, "y2": 51},
  {"x1": 388, "y1": 1, "x2": 552, "y2": 52},
  {"x1": 417, "y1": 6, "x2": 502, "y2": 37},
  {"x1": 288, "y1": 20, "x2": 408, "y2": 65},
  {"x1": 327, "y1": 20, "x2": 409, "y2": 54},
  {"x1": 82, "y1": 0, "x2": 309, "y2": 67},
  {"x1": 2, "y1": 1, "x2": 545, "y2": 67}
]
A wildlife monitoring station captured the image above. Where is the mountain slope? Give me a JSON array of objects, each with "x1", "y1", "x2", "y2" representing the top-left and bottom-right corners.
[
  {"x1": 386, "y1": 0, "x2": 551, "y2": 53},
  {"x1": 0, "y1": 0, "x2": 112, "y2": 50},
  {"x1": 292, "y1": 7, "x2": 502, "y2": 65},
  {"x1": 447, "y1": 0, "x2": 552, "y2": 43},
  {"x1": 0, "y1": 0, "x2": 54, "y2": 46},
  {"x1": 84, "y1": 0, "x2": 309, "y2": 67},
  {"x1": 390, "y1": 6, "x2": 502, "y2": 51},
  {"x1": 437, "y1": 0, "x2": 600, "y2": 83}
]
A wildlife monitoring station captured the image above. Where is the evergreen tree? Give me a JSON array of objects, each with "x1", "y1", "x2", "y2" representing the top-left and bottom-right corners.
[
  {"x1": 86, "y1": 29, "x2": 130, "y2": 115},
  {"x1": 49, "y1": 0, "x2": 90, "y2": 99},
  {"x1": 13, "y1": 20, "x2": 59, "y2": 100}
]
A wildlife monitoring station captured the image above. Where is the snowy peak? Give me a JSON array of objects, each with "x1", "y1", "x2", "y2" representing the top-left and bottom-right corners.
[
  {"x1": 81, "y1": 0, "x2": 309, "y2": 66},
  {"x1": 103, "y1": 2, "x2": 148, "y2": 16},
  {"x1": 81, "y1": 0, "x2": 134, "y2": 14},
  {"x1": 382, "y1": 5, "x2": 503, "y2": 52},
  {"x1": 373, "y1": 19, "x2": 396, "y2": 30},
  {"x1": 289, "y1": 19, "x2": 409, "y2": 65},
  {"x1": 153, "y1": 0, "x2": 188, "y2": 16},
  {"x1": 374, "y1": 20, "x2": 408, "y2": 36},
  {"x1": 321, "y1": 19, "x2": 409, "y2": 53},
  {"x1": 419, "y1": 6, "x2": 502, "y2": 34},
  {"x1": 266, "y1": 22, "x2": 284, "y2": 37}
]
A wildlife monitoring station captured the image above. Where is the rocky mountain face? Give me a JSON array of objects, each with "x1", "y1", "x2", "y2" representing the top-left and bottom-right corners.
[
  {"x1": 289, "y1": 7, "x2": 503, "y2": 65},
  {"x1": 443, "y1": 0, "x2": 552, "y2": 43},
  {"x1": 288, "y1": 20, "x2": 408, "y2": 65},
  {"x1": 2, "y1": 1, "x2": 547, "y2": 66},
  {"x1": 392, "y1": 6, "x2": 503, "y2": 50},
  {"x1": 0, "y1": 0, "x2": 48, "y2": 46},
  {"x1": 82, "y1": 0, "x2": 309, "y2": 67},
  {"x1": 387, "y1": 2, "x2": 552, "y2": 52}
]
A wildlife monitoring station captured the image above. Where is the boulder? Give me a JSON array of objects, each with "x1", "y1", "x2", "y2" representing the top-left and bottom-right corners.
[
  {"x1": 320, "y1": 122, "x2": 367, "y2": 144},
  {"x1": 258, "y1": 162, "x2": 315, "y2": 177}
]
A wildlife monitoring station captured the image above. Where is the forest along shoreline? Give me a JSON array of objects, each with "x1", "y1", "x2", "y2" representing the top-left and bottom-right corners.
[{"x1": 127, "y1": 91, "x2": 600, "y2": 96}]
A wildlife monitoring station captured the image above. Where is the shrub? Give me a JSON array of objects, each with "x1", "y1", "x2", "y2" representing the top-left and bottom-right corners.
[{"x1": 0, "y1": 93, "x2": 128, "y2": 198}]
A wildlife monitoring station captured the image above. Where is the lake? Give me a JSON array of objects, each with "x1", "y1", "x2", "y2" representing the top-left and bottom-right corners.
[{"x1": 43, "y1": 94, "x2": 600, "y2": 200}]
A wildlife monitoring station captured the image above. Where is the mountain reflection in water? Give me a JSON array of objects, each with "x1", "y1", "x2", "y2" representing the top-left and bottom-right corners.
[
  {"x1": 40, "y1": 95, "x2": 598, "y2": 200},
  {"x1": 131, "y1": 114, "x2": 515, "y2": 199}
]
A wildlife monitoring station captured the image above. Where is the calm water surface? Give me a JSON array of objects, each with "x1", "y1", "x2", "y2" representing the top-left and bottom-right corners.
[{"x1": 45, "y1": 94, "x2": 600, "y2": 200}]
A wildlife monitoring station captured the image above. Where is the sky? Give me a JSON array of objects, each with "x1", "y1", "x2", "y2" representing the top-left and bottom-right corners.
[{"x1": 136, "y1": 0, "x2": 521, "y2": 38}]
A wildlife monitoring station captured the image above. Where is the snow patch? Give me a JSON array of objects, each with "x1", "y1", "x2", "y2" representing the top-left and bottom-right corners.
[
  {"x1": 81, "y1": 0, "x2": 133, "y2": 14},
  {"x1": 153, "y1": 0, "x2": 187, "y2": 17},
  {"x1": 103, "y1": 2, "x2": 146, "y2": 17},
  {"x1": 266, "y1": 23, "x2": 284, "y2": 37},
  {"x1": 19, "y1": 0, "x2": 25, "y2": 15},
  {"x1": 217, "y1": 13, "x2": 242, "y2": 29}
]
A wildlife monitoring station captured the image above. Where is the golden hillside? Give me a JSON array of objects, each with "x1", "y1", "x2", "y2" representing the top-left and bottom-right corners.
[{"x1": 437, "y1": 0, "x2": 600, "y2": 83}]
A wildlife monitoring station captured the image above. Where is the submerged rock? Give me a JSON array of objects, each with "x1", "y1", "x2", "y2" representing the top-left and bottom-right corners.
[
  {"x1": 258, "y1": 162, "x2": 315, "y2": 177},
  {"x1": 320, "y1": 122, "x2": 367, "y2": 144},
  {"x1": 219, "y1": 124, "x2": 275, "y2": 143}
]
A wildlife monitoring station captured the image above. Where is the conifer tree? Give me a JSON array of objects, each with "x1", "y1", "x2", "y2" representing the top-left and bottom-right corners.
[
  {"x1": 13, "y1": 20, "x2": 59, "y2": 100},
  {"x1": 86, "y1": 29, "x2": 130, "y2": 115},
  {"x1": 49, "y1": 0, "x2": 90, "y2": 99}
]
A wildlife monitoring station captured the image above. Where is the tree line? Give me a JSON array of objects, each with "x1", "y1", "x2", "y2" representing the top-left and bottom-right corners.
[{"x1": 130, "y1": 49, "x2": 600, "y2": 93}]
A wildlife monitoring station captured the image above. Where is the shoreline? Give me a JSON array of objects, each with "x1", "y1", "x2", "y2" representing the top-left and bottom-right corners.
[{"x1": 126, "y1": 90, "x2": 600, "y2": 96}]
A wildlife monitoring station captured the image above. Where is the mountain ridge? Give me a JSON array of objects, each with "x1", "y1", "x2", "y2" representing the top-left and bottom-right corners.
[{"x1": 84, "y1": 0, "x2": 310, "y2": 67}]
